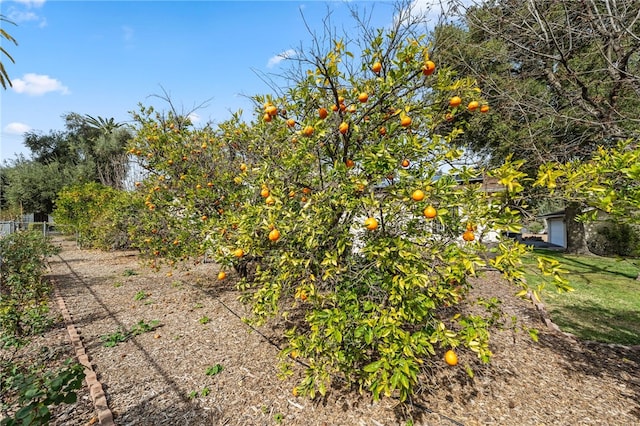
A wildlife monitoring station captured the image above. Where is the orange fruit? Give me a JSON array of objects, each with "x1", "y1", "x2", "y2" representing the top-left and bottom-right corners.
[
  {"x1": 347, "y1": 104, "x2": 357, "y2": 113},
  {"x1": 466, "y1": 222, "x2": 475, "y2": 231},
  {"x1": 411, "y1": 189, "x2": 425, "y2": 201},
  {"x1": 286, "y1": 118, "x2": 296, "y2": 128},
  {"x1": 263, "y1": 113, "x2": 272, "y2": 122},
  {"x1": 467, "y1": 101, "x2": 479, "y2": 112},
  {"x1": 462, "y1": 230, "x2": 475, "y2": 242},
  {"x1": 302, "y1": 125, "x2": 314, "y2": 137},
  {"x1": 268, "y1": 228, "x2": 281, "y2": 242},
  {"x1": 265, "y1": 195, "x2": 275, "y2": 205},
  {"x1": 217, "y1": 271, "x2": 226, "y2": 280},
  {"x1": 339, "y1": 103, "x2": 347, "y2": 112},
  {"x1": 364, "y1": 217, "x2": 378, "y2": 231},
  {"x1": 345, "y1": 159, "x2": 355, "y2": 168},
  {"x1": 372, "y1": 62, "x2": 382, "y2": 74},
  {"x1": 331, "y1": 104, "x2": 339, "y2": 112},
  {"x1": 480, "y1": 104, "x2": 490, "y2": 113},
  {"x1": 400, "y1": 116, "x2": 412, "y2": 127},
  {"x1": 318, "y1": 107, "x2": 328, "y2": 119},
  {"x1": 302, "y1": 187, "x2": 311, "y2": 195},
  {"x1": 260, "y1": 188, "x2": 270, "y2": 198},
  {"x1": 379, "y1": 127, "x2": 387, "y2": 136},
  {"x1": 449, "y1": 96, "x2": 462, "y2": 108},
  {"x1": 423, "y1": 206, "x2": 437, "y2": 219},
  {"x1": 401, "y1": 159, "x2": 410, "y2": 168},
  {"x1": 240, "y1": 163, "x2": 247, "y2": 172},
  {"x1": 233, "y1": 248, "x2": 244, "y2": 258},
  {"x1": 201, "y1": 215, "x2": 208, "y2": 221},
  {"x1": 358, "y1": 92, "x2": 369, "y2": 103},
  {"x1": 444, "y1": 350, "x2": 458, "y2": 366},
  {"x1": 265, "y1": 105, "x2": 278, "y2": 116},
  {"x1": 339, "y1": 122, "x2": 349, "y2": 134},
  {"x1": 422, "y1": 60, "x2": 436, "y2": 76}
]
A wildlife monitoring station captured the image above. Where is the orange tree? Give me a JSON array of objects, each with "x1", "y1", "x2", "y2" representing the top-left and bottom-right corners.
[
  {"x1": 197, "y1": 11, "x2": 567, "y2": 401},
  {"x1": 124, "y1": 8, "x2": 568, "y2": 401},
  {"x1": 126, "y1": 106, "x2": 254, "y2": 269}
]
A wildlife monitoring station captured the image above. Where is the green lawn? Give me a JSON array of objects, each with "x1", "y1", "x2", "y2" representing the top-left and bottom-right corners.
[{"x1": 523, "y1": 249, "x2": 640, "y2": 345}]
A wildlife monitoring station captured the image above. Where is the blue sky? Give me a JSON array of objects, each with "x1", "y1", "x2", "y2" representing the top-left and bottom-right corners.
[{"x1": 1, "y1": 0, "x2": 443, "y2": 161}]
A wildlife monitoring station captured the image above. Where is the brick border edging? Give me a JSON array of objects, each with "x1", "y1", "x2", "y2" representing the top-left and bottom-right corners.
[{"x1": 52, "y1": 282, "x2": 115, "y2": 426}]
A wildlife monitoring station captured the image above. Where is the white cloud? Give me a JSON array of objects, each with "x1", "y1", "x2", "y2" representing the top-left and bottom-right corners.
[
  {"x1": 4, "y1": 122, "x2": 32, "y2": 135},
  {"x1": 187, "y1": 112, "x2": 201, "y2": 123},
  {"x1": 267, "y1": 49, "x2": 297, "y2": 68},
  {"x1": 399, "y1": 0, "x2": 472, "y2": 27},
  {"x1": 12, "y1": 73, "x2": 69, "y2": 96},
  {"x1": 6, "y1": 0, "x2": 47, "y2": 27},
  {"x1": 12, "y1": 0, "x2": 46, "y2": 7}
]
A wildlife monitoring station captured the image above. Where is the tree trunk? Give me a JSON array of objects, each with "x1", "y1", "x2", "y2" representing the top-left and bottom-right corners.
[{"x1": 564, "y1": 202, "x2": 591, "y2": 255}]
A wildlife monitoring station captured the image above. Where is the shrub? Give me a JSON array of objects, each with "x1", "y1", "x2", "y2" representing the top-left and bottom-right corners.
[{"x1": 589, "y1": 221, "x2": 640, "y2": 257}]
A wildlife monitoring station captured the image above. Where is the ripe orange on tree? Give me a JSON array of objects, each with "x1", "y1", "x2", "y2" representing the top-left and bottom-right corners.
[
  {"x1": 265, "y1": 195, "x2": 275, "y2": 205},
  {"x1": 302, "y1": 125, "x2": 314, "y2": 137},
  {"x1": 449, "y1": 96, "x2": 462, "y2": 108},
  {"x1": 364, "y1": 217, "x2": 378, "y2": 231},
  {"x1": 444, "y1": 350, "x2": 458, "y2": 366},
  {"x1": 339, "y1": 122, "x2": 349, "y2": 134},
  {"x1": 480, "y1": 104, "x2": 490, "y2": 113},
  {"x1": 217, "y1": 271, "x2": 226, "y2": 280},
  {"x1": 400, "y1": 115, "x2": 412, "y2": 127},
  {"x1": 401, "y1": 159, "x2": 410, "y2": 168},
  {"x1": 422, "y1": 60, "x2": 436, "y2": 76},
  {"x1": 462, "y1": 230, "x2": 475, "y2": 242},
  {"x1": 411, "y1": 189, "x2": 425, "y2": 201},
  {"x1": 286, "y1": 118, "x2": 296, "y2": 128},
  {"x1": 233, "y1": 248, "x2": 244, "y2": 258},
  {"x1": 379, "y1": 127, "x2": 387, "y2": 136},
  {"x1": 467, "y1": 101, "x2": 479, "y2": 112},
  {"x1": 372, "y1": 62, "x2": 382, "y2": 74},
  {"x1": 268, "y1": 228, "x2": 281, "y2": 242},
  {"x1": 423, "y1": 206, "x2": 437, "y2": 219},
  {"x1": 318, "y1": 107, "x2": 328, "y2": 119},
  {"x1": 345, "y1": 159, "x2": 355, "y2": 168},
  {"x1": 260, "y1": 187, "x2": 270, "y2": 198},
  {"x1": 263, "y1": 113, "x2": 272, "y2": 122},
  {"x1": 265, "y1": 104, "x2": 278, "y2": 116},
  {"x1": 358, "y1": 92, "x2": 369, "y2": 103},
  {"x1": 331, "y1": 104, "x2": 339, "y2": 112}
]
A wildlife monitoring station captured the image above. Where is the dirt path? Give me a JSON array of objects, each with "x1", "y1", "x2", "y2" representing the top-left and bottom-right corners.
[{"x1": 47, "y1": 236, "x2": 640, "y2": 425}]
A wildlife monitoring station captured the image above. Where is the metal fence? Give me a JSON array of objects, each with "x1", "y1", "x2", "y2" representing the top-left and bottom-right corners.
[{"x1": 0, "y1": 221, "x2": 56, "y2": 237}]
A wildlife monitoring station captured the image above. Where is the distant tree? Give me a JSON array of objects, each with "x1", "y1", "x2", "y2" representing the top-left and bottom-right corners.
[
  {"x1": 433, "y1": 0, "x2": 640, "y2": 253},
  {"x1": 64, "y1": 113, "x2": 132, "y2": 189},
  {"x1": 3, "y1": 159, "x2": 77, "y2": 214},
  {"x1": 0, "y1": 14, "x2": 17, "y2": 89}
]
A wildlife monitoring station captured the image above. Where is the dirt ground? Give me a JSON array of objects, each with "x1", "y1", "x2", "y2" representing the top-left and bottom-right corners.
[{"x1": 42, "y1": 236, "x2": 639, "y2": 426}]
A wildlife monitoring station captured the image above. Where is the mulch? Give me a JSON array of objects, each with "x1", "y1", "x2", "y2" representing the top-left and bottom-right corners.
[{"x1": 39, "y1": 236, "x2": 640, "y2": 425}]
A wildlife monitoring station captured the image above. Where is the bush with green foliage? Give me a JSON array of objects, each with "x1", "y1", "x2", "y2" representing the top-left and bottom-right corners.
[
  {"x1": 0, "y1": 231, "x2": 84, "y2": 424},
  {"x1": 589, "y1": 221, "x2": 640, "y2": 257},
  {"x1": 54, "y1": 182, "x2": 143, "y2": 250}
]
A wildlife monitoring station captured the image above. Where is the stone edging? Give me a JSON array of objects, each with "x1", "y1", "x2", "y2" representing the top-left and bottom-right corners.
[{"x1": 52, "y1": 282, "x2": 115, "y2": 426}]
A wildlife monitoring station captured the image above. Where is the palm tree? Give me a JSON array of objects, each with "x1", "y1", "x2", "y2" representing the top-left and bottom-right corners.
[
  {"x1": 1, "y1": 15, "x2": 18, "y2": 90},
  {"x1": 84, "y1": 115, "x2": 124, "y2": 136}
]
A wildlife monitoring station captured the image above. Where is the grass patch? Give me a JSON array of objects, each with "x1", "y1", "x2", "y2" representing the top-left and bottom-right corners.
[{"x1": 523, "y1": 250, "x2": 640, "y2": 345}]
